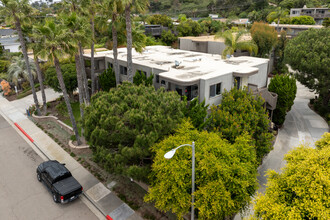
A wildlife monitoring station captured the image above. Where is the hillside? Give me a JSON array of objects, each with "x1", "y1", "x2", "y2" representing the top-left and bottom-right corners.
[{"x1": 148, "y1": 0, "x2": 329, "y2": 17}]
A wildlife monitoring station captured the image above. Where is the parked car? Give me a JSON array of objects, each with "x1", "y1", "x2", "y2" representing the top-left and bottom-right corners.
[{"x1": 36, "y1": 160, "x2": 83, "y2": 203}]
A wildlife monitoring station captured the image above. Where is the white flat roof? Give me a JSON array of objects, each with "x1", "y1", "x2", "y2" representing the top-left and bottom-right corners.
[{"x1": 84, "y1": 46, "x2": 268, "y2": 83}]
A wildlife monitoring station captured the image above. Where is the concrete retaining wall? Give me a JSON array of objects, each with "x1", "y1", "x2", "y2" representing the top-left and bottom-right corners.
[{"x1": 32, "y1": 114, "x2": 74, "y2": 135}]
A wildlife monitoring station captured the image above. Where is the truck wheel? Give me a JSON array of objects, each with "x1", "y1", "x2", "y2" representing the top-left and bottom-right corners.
[
  {"x1": 37, "y1": 172, "x2": 42, "y2": 182},
  {"x1": 53, "y1": 194, "x2": 59, "y2": 203}
]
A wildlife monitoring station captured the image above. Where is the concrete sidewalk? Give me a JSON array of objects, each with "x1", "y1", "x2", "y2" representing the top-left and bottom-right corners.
[{"x1": 0, "y1": 93, "x2": 143, "y2": 220}]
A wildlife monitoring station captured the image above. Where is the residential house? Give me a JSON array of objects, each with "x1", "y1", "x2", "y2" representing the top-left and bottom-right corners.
[
  {"x1": 270, "y1": 23, "x2": 323, "y2": 37},
  {"x1": 290, "y1": 5, "x2": 329, "y2": 25},
  {"x1": 0, "y1": 29, "x2": 20, "y2": 53},
  {"x1": 179, "y1": 35, "x2": 252, "y2": 57},
  {"x1": 144, "y1": 25, "x2": 168, "y2": 37}
]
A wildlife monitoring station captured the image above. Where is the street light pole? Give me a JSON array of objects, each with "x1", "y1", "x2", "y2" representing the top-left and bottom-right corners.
[{"x1": 164, "y1": 142, "x2": 195, "y2": 220}]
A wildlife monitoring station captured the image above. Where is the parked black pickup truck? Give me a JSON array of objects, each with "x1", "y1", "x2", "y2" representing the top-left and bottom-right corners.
[{"x1": 37, "y1": 160, "x2": 83, "y2": 203}]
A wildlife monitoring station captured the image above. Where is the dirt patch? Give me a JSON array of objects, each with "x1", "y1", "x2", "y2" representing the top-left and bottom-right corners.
[{"x1": 4, "y1": 93, "x2": 18, "y2": 101}]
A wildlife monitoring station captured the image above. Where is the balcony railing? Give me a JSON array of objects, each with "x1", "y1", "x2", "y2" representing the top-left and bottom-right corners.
[
  {"x1": 252, "y1": 87, "x2": 278, "y2": 110},
  {"x1": 300, "y1": 12, "x2": 328, "y2": 18}
]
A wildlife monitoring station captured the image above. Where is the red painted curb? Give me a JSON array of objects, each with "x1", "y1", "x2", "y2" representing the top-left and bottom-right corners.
[
  {"x1": 106, "y1": 215, "x2": 113, "y2": 220},
  {"x1": 14, "y1": 122, "x2": 34, "y2": 143}
]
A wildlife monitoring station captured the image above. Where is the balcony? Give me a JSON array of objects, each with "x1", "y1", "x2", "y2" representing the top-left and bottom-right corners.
[{"x1": 301, "y1": 12, "x2": 328, "y2": 19}]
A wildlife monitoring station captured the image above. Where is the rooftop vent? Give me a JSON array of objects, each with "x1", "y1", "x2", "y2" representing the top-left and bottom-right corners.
[{"x1": 175, "y1": 60, "x2": 181, "y2": 67}]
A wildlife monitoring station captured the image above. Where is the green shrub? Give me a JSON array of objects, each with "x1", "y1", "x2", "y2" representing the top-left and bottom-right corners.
[
  {"x1": 184, "y1": 97, "x2": 209, "y2": 131},
  {"x1": 208, "y1": 87, "x2": 273, "y2": 162},
  {"x1": 268, "y1": 74, "x2": 297, "y2": 126},
  {"x1": 44, "y1": 63, "x2": 77, "y2": 98},
  {"x1": 133, "y1": 71, "x2": 153, "y2": 86},
  {"x1": 99, "y1": 67, "x2": 116, "y2": 91},
  {"x1": 0, "y1": 72, "x2": 8, "y2": 81},
  {"x1": 22, "y1": 81, "x2": 31, "y2": 91},
  {"x1": 145, "y1": 36, "x2": 165, "y2": 46},
  {"x1": 55, "y1": 101, "x2": 68, "y2": 117},
  {"x1": 82, "y1": 83, "x2": 186, "y2": 181},
  {"x1": 0, "y1": 60, "x2": 10, "y2": 73},
  {"x1": 291, "y1": 16, "x2": 315, "y2": 25},
  {"x1": 70, "y1": 135, "x2": 76, "y2": 141},
  {"x1": 161, "y1": 30, "x2": 177, "y2": 46}
]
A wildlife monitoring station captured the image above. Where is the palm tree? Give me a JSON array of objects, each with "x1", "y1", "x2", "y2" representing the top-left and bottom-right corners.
[
  {"x1": 267, "y1": 7, "x2": 289, "y2": 32},
  {"x1": 33, "y1": 19, "x2": 82, "y2": 145},
  {"x1": 215, "y1": 29, "x2": 258, "y2": 59},
  {"x1": 97, "y1": 0, "x2": 123, "y2": 86},
  {"x1": 60, "y1": 12, "x2": 91, "y2": 119},
  {"x1": 23, "y1": 23, "x2": 48, "y2": 114},
  {"x1": 7, "y1": 56, "x2": 37, "y2": 87},
  {"x1": 81, "y1": 0, "x2": 98, "y2": 95},
  {"x1": 122, "y1": 0, "x2": 149, "y2": 83},
  {"x1": 1, "y1": 0, "x2": 41, "y2": 115},
  {"x1": 61, "y1": 0, "x2": 91, "y2": 104}
]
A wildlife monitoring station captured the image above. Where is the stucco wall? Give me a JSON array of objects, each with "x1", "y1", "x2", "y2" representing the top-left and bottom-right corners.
[
  {"x1": 3, "y1": 44, "x2": 20, "y2": 52},
  {"x1": 179, "y1": 39, "x2": 197, "y2": 51},
  {"x1": 248, "y1": 62, "x2": 268, "y2": 88},
  {"x1": 200, "y1": 73, "x2": 233, "y2": 107},
  {"x1": 207, "y1": 41, "x2": 226, "y2": 55}
]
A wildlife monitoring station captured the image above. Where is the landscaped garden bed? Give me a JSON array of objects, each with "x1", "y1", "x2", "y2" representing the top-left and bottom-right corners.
[{"x1": 29, "y1": 96, "x2": 174, "y2": 220}]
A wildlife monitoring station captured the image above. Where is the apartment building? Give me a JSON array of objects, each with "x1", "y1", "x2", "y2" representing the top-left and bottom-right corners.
[
  {"x1": 83, "y1": 46, "x2": 277, "y2": 112},
  {"x1": 290, "y1": 5, "x2": 329, "y2": 25}
]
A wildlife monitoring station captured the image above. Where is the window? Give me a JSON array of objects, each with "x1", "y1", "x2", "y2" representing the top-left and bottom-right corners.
[
  {"x1": 120, "y1": 65, "x2": 127, "y2": 75},
  {"x1": 209, "y1": 83, "x2": 221, "y2": 98},
  {"x1": 108, "y1": 62, "x2": 113, "y2": 69},
  {"x1": 156, "y1": 75, "x2": 159, "y2": 83},
  {"x1": 161, "y1": 80, "x2": 166, "y2": 85}
]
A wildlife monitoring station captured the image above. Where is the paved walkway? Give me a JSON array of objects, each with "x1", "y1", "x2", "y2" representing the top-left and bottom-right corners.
[
  {"x1": 0, "y1": 89, "x2": 143, "y2": 220},
  {"x1": 235, "y1": 81, "x2": 329, "y2": 219}
]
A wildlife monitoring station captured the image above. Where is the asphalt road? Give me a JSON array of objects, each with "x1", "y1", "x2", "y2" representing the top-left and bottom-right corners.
[{"x1": 0, "y1": 115, "x2": 98, "y2": 220}]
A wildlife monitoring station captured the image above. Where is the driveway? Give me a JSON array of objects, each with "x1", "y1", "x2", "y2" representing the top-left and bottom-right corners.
[{"x1": 236, "y1": 81, "x2": 329, "y2": 219}]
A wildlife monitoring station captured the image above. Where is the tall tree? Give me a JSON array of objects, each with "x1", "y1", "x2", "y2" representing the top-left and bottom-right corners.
[
  {"x1": 250, "y1": 22, "x2": 277, "y2": 58},
  {"x1": 61, "y1": 0, "x2": 91, "y2": 104},
  {"x1": 215, "y1": 29, "x2": 258, "y2": 59},
  {"x1": 267, "y1": 7, "x2": 289, "y2": 31},
  {"x1": 81, "y1": 0, "x2": 97, "y2": 95},
  {"x1": 0, "y1": 0, "x2": 41, "y2": 115},
  {"x1": 60, "y1": 12, "x2": 91, "y2": 119},
  {"x1": 23, "y1": 21, "x2": 48, "y2": 113},
  {"x1": 97, "y1": 0, "x2": 123, "y2": 86},
  {"x1": 285, "y1": 28, "x2": 330, "y2": 110},
  {"x1": 33, "y1": 19, "x2": 82, "y2": 145},
  {"x1": 122, "y1": 0, "x2": 149, "y2": 83}
]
